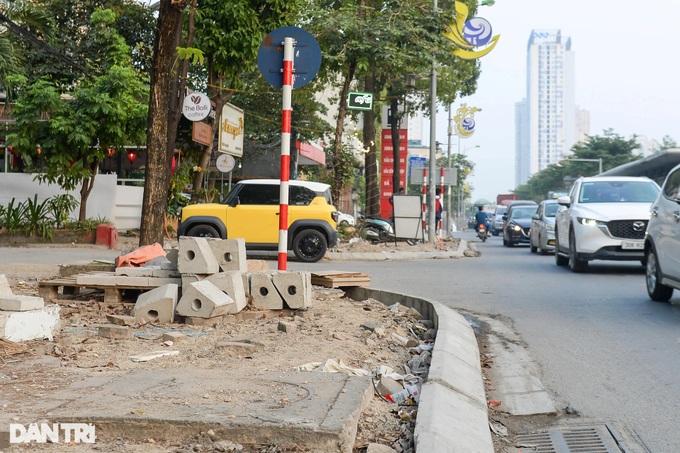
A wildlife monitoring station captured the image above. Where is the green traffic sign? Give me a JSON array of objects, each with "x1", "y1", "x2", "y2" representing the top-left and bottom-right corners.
[{"x1": 347, "y1": 92, "x2": 373, "y2": 110}]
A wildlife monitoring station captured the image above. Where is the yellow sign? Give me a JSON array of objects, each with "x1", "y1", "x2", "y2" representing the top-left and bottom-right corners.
[
  {"x1": 454, "y1": 104, "x2": 480, "y2": 138},
  {"x1": 444, "y1": 1, "x2": 499, "y2": 60}
]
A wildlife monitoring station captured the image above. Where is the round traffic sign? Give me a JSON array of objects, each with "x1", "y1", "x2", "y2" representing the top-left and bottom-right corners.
[
  {"x1": 216, "y1": 153, "x2": 236, "y2": 173},
  {"x1": 257, "y1": 26, "x2": 321, "y2": 89}
]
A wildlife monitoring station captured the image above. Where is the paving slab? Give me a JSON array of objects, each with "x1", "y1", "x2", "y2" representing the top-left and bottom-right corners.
[{"x1": 2, "y1": 368, "x2": 373, "y2": 453}]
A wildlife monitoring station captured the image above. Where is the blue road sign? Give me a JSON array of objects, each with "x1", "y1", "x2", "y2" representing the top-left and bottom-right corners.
[{"x1": 257, "y1": 27, "x2": 321, "y2": 89}]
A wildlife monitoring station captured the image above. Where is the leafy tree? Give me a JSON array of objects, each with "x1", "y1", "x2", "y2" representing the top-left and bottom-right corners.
[
  {"x1": 514, "y1": 130, "x2": 641, "y2": 201},
  {"x1": 659, "y1": 135, "x2": 677, "y2": 151},
  {"x1": 9, "y1": 9, "x2": 149, "y2": 220}
]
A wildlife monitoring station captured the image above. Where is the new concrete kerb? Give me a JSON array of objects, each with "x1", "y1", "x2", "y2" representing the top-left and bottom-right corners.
[{"x1": 345, "y1": 286, "x2": 494, "y2": 453}]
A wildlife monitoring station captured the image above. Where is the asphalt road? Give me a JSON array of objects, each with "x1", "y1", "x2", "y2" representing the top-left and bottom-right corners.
[{"x1": 290, "y1": 231, "x2": 680, "y2": 453}]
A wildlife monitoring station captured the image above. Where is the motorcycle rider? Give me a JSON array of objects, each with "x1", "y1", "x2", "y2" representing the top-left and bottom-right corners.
[{"x1": 474, "y1": 205, "x2": 491, "y2": 234}]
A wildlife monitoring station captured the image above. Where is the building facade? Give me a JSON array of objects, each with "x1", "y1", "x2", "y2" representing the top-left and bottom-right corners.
[{"x1": 515, "y1": 29, "x2": 583, "y2": 186}]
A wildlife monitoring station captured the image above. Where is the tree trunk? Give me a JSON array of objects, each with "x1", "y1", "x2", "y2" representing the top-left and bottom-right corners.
[
  {"x1": 363, "y1": 73, "x2": 380, "y2": 217},
  {"x1": 140, "y1": 0, "x2": 190, "y2": 247},
  {"x1": 330, "y1": 62, "x2": 356, "y2": 204},
  {"x1": 78, "y1": 157, "x2": 99, "y2": 221}
]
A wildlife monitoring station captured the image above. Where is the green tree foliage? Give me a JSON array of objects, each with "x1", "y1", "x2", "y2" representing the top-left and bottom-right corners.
[
  {"x1": 514, "y1": 130, "x2": 641, "y2": 202},
  {"x1": 8, "y1": 9, "x2": 149, "y2": 220}
]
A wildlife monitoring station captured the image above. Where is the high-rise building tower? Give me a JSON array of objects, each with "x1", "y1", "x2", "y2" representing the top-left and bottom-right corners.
[{"x1": 515, "y1": 29, "x2": 578, "y2": 186}]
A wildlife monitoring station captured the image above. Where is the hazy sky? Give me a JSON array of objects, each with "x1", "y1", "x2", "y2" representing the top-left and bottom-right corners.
[{"x1": 424, "y1": 0, "x2": 679, "y2": 203}]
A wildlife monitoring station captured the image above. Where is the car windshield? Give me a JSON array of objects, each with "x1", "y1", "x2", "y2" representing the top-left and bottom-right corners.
[
  {"x1": 544, "y1": 203, "x2": 559, "y2": 217},
  {"x1": 510, "y1": 207, "x2": 536, "y2": 219},
  {"x1": 578, "y1": 181, "x2": 660, "y2": 203}
]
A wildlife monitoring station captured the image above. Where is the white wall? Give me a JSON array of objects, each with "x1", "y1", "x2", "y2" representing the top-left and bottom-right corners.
[{"x1": 0, "y1": 174, "x2": 142, "y2": 230}]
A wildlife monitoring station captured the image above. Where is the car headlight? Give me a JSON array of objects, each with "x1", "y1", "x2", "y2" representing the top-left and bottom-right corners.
[
  {"x1": 577, "y1": 217, "x2": 605, "y2": 227},
  {"x1": 512, "y1": 224, "x2": 521, "y2": 232}
]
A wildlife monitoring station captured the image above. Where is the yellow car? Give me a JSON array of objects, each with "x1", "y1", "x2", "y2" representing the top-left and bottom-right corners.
[{"x1": 178, "y1": 179, "x2": 338, "y2": 263}]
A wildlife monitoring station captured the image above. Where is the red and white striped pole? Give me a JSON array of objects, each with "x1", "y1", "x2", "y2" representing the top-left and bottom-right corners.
[
  {"x1": 439, "y1": 166, "x2": 445, "y2": 238},
  {"x1": 278, "y1": 37, "x2": 294, "y2": 271},
  {"x1": 422, "y1": 168, "x2": 428, "y2": 235}
]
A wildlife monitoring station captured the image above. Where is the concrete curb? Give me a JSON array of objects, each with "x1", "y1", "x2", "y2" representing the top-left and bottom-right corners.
[
  {"x1": 345, "y1": 286, "x2": 494, "y2": 453},
  {"x1": 325, "y1": 239, "x2": 468, "y2": 261}
]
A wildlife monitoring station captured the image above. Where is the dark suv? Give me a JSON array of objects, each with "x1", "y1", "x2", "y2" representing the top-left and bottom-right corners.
[{"x1": 178, "y1": 179, "x2": 338, "y2": 263}]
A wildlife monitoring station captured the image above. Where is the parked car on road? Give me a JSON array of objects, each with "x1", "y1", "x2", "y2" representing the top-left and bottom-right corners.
[
  {"x1": 178, "y1": 179, "x2": 339, "y2": 263},
  {"x1": 644, "y1": 164, "x2": 680, "y2": 301},
  {"x1": 337, "y1": 211, "x2": 355, "y2": 226},
  {"x1": 503, "y1": 203, "x2": 538, "y2": 247},
  {"x1": 491, "y1": 205, "x2": 507, "y2": 236},
  {"x1": 530, "y1": 199, "x2": 559, "y2": 254},
  {"x1": 555, "y1": 176, "x2": 660, "y2": 272}
]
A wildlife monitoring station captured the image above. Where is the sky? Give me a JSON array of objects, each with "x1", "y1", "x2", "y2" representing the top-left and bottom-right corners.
[{"x1": 423, "y1": 0, "x2": 680, "y2": 204}]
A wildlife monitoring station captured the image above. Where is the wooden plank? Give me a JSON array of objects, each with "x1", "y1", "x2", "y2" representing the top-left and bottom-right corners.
[{"x1": 310, "y1": 271, "x2": 371, "y2": 288}]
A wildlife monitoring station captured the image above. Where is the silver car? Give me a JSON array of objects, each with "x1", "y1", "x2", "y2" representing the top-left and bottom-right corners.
[
  {"x1": 530, "y1": 199, "x2": 559, "y2": 254},
  {"x1": 490, "y1": 205, "x2": 507, "y2": 236},
  {"x1": 645, "y1": 163, "x2": 680, "y2": 302}
]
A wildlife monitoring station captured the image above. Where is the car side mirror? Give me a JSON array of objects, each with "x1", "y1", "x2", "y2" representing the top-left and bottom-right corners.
[
  {"x1": 229, "y1": 197, "x2": 239, "y2": 207},
  {"x1": 531, "y1": 214, "x2": 540, "y2": 220},
  {"x1": 557, "y1": 195, "x2": 571, "y2": 208},
  {"x1": 502, "y1": 215, "x2": 507, "y2": 220}
]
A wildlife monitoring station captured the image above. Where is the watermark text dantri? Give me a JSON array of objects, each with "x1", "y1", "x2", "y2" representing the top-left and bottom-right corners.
[{"x1": 9, "y1": 423, "x2": 96, "y2": 444}]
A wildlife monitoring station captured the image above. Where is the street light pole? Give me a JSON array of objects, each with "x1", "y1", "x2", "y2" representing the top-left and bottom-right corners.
[{"x1": 427, "y1": 0, "x2": 438, "y2": 244}]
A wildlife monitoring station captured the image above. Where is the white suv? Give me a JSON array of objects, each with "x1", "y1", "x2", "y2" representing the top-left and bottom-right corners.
[
  {"x1": 555, "y1": 176, "x2": 660, "y2": 272},
  {"x1": 644, "y1": 164, "x2": 680, "y2": 301}
]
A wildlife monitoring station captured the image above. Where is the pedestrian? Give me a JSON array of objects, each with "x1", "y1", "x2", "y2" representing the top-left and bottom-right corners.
[{"x1": 435, "y1": 188, "x2": 443, "y2": 232}]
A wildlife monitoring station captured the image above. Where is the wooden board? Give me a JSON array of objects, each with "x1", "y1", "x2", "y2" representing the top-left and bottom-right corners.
[{"x1": 310, "y1": 271, "x2": 371, "y2": 288}]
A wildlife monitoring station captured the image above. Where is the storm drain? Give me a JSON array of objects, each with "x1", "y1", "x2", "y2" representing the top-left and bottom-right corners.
[{"x1": 515, "y1": 425, "x2": 623, "y2": 452}]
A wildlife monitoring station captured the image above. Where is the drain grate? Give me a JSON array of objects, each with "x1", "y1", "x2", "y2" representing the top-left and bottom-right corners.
[{"x1": 515, "y1": 425, "x2": 623, "y2": 452}]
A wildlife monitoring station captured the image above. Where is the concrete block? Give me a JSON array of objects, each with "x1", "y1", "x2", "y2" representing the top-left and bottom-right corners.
[
  {"x1": 76, "y1": 273, "x2": 117, "y2": 286},
  {"x1": 0, "y1": 295, "x2": 45, "y2": 311},
  {"x1": 247, "y1": 259, "x2": 270, "y2": 272},
  {"x1": 181, "y1": 274, "x2": 206, "y2": 289},
  {"x1": 277, "y1": 320, "x2": 297, "y2": 333},
  {"x1": 150, "y1": 269, "x2": 181, "y2": 278},
  {"x1": 271, "y1": 271, "x2": 312, "y2": 309},
  {"x1": 176, "y1": 280, "x2": 235, "y2": 318},
  {"x1": 116, "y1": 276, "x2": 150, "y2": 287},
  {"x1": 98, "y1": 324, "x2": 133, "y2": 339},
  {"x1": 0, "y1": 305, "x2": 61, "y2": 342},
  {"x1": 0, "y1": 274, "x2": 13, "y2": 297},
  {"x1": 161, "y1": 332, "x2": 187, "y2": 343},
  {"x1": 205, "y1": 272, "x2": 247, "y2": 314},
  {"x1": 177, "y1": 237, "x2": 219, "y2": 274},
  {"x1": 249, "y1": 272, "x2": 284, "y2": 310},
  {"x1": 184, "y1": 316, "x2": 224, "y2": 326},
  {"x1": 115, "y1": 267, "x2": 156, "y2": 277},
  {"x1": 134, "y1": 284, "x2": 179, "y2": 323},
  {"x1": 148, "y1": 277, "x2": 182, "y2": 287},
  {"x1": 165, "y1": 248, "x2": 179, "y2": 267},
  {"x1": 206, "y1": 238, "x2": 247, "y2": 272}
]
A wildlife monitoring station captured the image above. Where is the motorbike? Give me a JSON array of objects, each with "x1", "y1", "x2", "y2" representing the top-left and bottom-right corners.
[
  {"x1": 356, "y1": 215, "x2": 395, "y2": 243},
  {"x1": 477, "y1": 223, "x2": 490, "y2": 242}
]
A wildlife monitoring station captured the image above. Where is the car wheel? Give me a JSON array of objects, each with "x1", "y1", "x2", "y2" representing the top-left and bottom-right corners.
[
  {"x1": 492, "y1": 229, "x2": 498, "y2": 237},
  {"x1": 339, "y1": 220, "x2": 349, "y2": 226},
  {"x1": 554, "y1": 231, "x2": 568, "y2": 266},
  {"x1": 186, "y1": 224, "x2": 221, "y2": 238},
  {"x1": 292, "y1": 229, "x2": 328, "y2": 263},
  {"x1": 568, "y1": 229, "x2": 588, "y2": 273},
  {"x1": 646, "y1": 246, "x2": 673, "y2": 302},
  {"x1": 530, "y1": 239, "x2": 538, "y2": 253}
]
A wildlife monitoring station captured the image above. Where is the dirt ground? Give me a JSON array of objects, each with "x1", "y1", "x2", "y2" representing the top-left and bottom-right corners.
[{"x1": 0, "y1": 235, "x2": 433, "y2": 453}]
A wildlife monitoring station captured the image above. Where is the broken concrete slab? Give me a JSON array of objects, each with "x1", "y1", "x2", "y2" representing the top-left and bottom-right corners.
[
  {"x1": 215, "y1": 340, "x2": 264, "y2": 356},
  {"x1": 177, "y1": 237, "x2": 219, "y2": 275},
  {"x1": 0, "y1": 294, "x2": 45, "y2": 311},
  {"x1": 28, "y1": 368, "x2": 372, "y2": 452},
  {"x1": 176, "y1": 280, "x2": 234, "y2": 318},
  {"x1": 0, "y1": 305, "x2": 61, "y2": 342},
  {"x1": 271, "y1": 271, "x2": 312, "y2": 309},
  {"x1": 161, "y1": 332, "x2": 187, "y2": 343},
  {"x1": 0, "y1": 274, "x2": 13, "y2": 297},
  {"x1": 206, "y1": 238, "x2": 247, "y2": 273},
  {"x1": 129, "y1": 350, "x2": 179, "y2": 362},
  {"x1": 105, "y1": 314, "x2": 137, "y2": 326},
  {"x1": 205, "y1": 272, "x2": 247, "y2": 313},
  {"x1": 249, "y1": 272, "x2": 284, "y2": 310},
  {"x1": 134, "y1": 284, "x2": 179, "y2": 324},
  {"x1": 97, "y1": 324, "x2": 133, "y2": 339}
]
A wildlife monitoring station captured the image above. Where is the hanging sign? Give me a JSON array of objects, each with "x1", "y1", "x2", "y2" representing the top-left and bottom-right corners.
[{"x1": 182, "y1": 92, "x2": 211, "y2": 121}]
